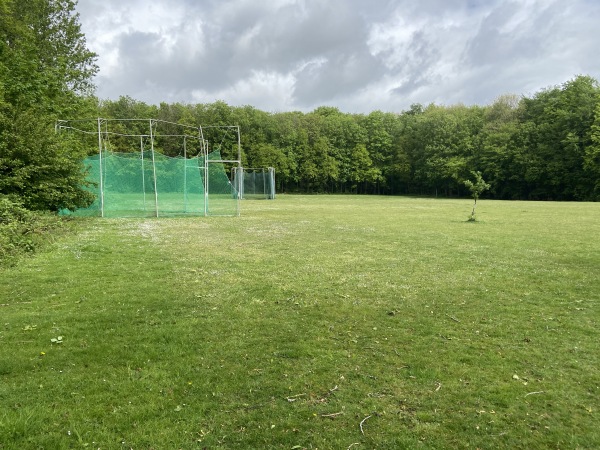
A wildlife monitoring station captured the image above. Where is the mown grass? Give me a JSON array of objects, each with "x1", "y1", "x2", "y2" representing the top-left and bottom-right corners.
[{"x1": 1, "y1": 195, "x2": 599, "y2": 449}]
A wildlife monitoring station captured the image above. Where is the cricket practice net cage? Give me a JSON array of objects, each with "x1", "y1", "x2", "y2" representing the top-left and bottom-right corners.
[
  {"x1": 57, "y1": 118, "x2": 241, "y2": 217},
  {"x1": 232, "y1": 167, "x2": 276, "y2": 200}
]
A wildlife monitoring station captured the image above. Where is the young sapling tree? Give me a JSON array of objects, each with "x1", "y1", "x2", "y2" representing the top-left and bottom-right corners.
[{"x1": 463, "y1": 171, "x2": 490, "y2": 222}]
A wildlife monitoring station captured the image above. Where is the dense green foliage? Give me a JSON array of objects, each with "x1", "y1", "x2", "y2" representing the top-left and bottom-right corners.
[
  {"x1": 96, "y1": 76, "x2": 600, "y2": 200},
  {"x1": 0, "y1": 195, "x2": 68, "y2": 266},
  {"x1": 0, "y1": 0, "x2": 97, "y2": 211}
]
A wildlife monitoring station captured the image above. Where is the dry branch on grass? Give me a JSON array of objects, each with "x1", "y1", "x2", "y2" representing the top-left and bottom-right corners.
[
  {"x1": 525, "y1": 391, "x2": 545, "y2": 397},
  {"x1": 360, "y1": 414, "x2": 373, "y2": 435},
  {"x1": 286, "y1": 393, "x2": 307, "y2": 402}
]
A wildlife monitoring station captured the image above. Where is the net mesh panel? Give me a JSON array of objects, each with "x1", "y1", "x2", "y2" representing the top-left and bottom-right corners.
[
  {"x1": 103, "y1": 152, "x2": 151, "y2": 217},
  {"x1": 234, "y1": 168, "x2": 275, "y2": 199},
  {"x1": 72, "y1": 154, "x2": 102, "y2": 217},
  {"x1": 203, "y1": 151, "x2": 239, "y2": 216},
  {"x1": 67, "y1": 150, "x2": 232, "y2": 217}
]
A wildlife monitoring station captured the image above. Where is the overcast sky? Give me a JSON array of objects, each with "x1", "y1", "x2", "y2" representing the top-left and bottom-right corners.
[{"x1": 76, "y1": 0, "x2": 600, "y2": 113}]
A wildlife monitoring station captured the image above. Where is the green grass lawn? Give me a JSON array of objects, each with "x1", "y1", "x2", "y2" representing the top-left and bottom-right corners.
[
  {"x1": 1, "y1": 195, "x2": 599, "y2": 449},
  {"x1": 69, "y1": 192, "x2": 238, "y2": 218}
]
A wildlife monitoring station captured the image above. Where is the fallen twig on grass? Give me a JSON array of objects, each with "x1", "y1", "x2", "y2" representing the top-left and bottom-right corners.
[
  {"x1": 445, "y1": 314, "x2": 460, "y2": 323},
  {"x1": 317, "y1": 385, "x2": 339, "y2": 402},
  {"x1": 525, "y1": 391, "x2": 545, "y2": 397},
  {"x1": 347, "y1": 443, "x2": 360, "y2": 449},
  {"x1": 359, "y1": 414, "x2": 372, "y2": 435},
  {"x1": 321, "y1": 411, "x2": 343, "y2": 418},
  {"x1": 286, "y1": 393, "x2": 306, "y2": 402}
]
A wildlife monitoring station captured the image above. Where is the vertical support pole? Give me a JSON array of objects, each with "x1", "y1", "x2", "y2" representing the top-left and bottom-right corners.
[
  {"x1": 236, "y1": 126, "x2": 241, "y2": 216},
  {"x1": 237, "y1": 125, "x2": 241, "y2": 164},
  {"x1": 149, "y1": 119, "x2": 159, "y2": 217},
  {"x1": 204, "y1": 153, "x2": 209, "y2": 217},
  {"x1": 97, "y1": 117, "x2": 105, "y2": 218},
  {"x1": 141, "y1": 136, "x2": 146, "y2": 211},
  {"x1": 200, "y1": 126, "x2": 208, "y2": 217},
  {"x1": 270, "y1": 167, "x2": 276, "y2": 199},
  {"x1": 183, "y1": 135, "x2": 187, "y2": 213},
  {"x1": 199, "y1": 126, "x2": 206, "y2": 156},
  {"x1": 237, "y1": 167, "x2": 244, "y2": 200}
]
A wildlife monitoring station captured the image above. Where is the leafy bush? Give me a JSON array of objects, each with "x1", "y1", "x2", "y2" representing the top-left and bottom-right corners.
[{"x1": 0, "y1": 196, "x2": 65, "y2": 266}]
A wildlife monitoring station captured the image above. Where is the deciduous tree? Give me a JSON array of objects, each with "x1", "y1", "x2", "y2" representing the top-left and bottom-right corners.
[{"x1": 0, "y1": 0, "x2": 98, "y2": 210}]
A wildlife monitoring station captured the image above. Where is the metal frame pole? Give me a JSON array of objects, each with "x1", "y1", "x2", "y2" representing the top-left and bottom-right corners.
[
  {"x1": 270, "y1": 167, "x2": 276, "y2": 199},
  {"x1": 205, "y1": 153, "x2": 209, "y2": 217},
  {"x1": 149, "y1": 120, "x2": 159, "y2": 217},
  {"x1": 236, "y1": 126, "x2": 241, "y2": 216},
  {"x1": 141, "y1": 136, "x2": 146, "y2": 211},
  {"x1": 183, "y1": 135, "x2": 187, "y2": 213},
  {"x1": 237, "y1": 125, "x2": 241, "y2": 163},
  {"x1": 97, "y1": 117, "x2": 105, "y2": 217},
  {"x1": 200, "y1": 126, "x2": 208, "y2": 217},
  {"x1": 239, "y1": 167, "x2": 244, "y2": 200}
]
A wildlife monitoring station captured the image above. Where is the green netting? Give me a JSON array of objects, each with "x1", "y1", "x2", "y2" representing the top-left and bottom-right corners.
[
  {"x1": 66, "y1": 150, "x2": 237, "y2": 217},
  {"x1": 234, "y1": 167, "x2": 276, "y2": 200},
  {"x1": 70, "y1": 154, "x2": 102, "y2": 217},
  {"x1": 202, "y1": 152, "x2": 239, "y2": 217}
]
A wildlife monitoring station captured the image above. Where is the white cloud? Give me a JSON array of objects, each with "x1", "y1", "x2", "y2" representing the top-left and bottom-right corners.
[
  {"x1": 76, "y1": 0, "x2": 600, "y2": 113},
  {"x1": 191, "y1": 70, "x2": 296, "y2": 111}
]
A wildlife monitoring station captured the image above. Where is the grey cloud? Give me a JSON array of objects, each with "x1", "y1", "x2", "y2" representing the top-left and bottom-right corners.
[
  {"x1": 77, "y1": 0, "x2": 600, "y2": 112},
  {"x1": 293, "y1": 51, "x2": 386, "y2": 106},
  {"x1": 164, "y1": 0, "x2": 388, "y2": 103},
  {"x1": 454, "y1": 0, "x2": 600, "y2": 106},
  {"x1": 391, "y1": 76, "x2": 431, "y2": 98},
  {"x1": 388, "y1": 30, "x2": 442, "y2": 96},
  {"x1": 464, "y1": 2, "x2": 556, "y2": 67}
]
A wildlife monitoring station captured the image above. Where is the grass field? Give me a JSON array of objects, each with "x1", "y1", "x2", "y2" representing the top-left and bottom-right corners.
[
  {"x1": 70, "y1": 192, "x2": 238, "y2": 218},
  {"x1": 1, "y1": 195, "x2": 599, "y2": 449}
]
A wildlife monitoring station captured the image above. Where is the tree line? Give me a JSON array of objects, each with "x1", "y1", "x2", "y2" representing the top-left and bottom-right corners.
[
  {"x1": 98, "y1": 76, "x2": 600, "y2": 201},
  {"x1": 1, "y1": 0, "x2": 599, "y2": 216}
]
